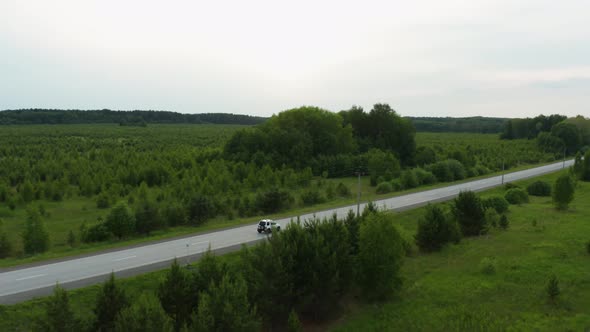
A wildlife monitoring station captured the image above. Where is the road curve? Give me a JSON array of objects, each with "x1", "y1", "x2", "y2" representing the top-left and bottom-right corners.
[{"x1": 0, "y1": 160, "x2": 573, "y2": 304}]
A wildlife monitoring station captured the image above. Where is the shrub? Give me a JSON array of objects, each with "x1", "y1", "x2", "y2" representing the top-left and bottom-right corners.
[
  {"x1": 400, "y1": 170, "x2": 419, "y2": 189},
  {"x1": 300, "y1": 189, "x2": 325, "y2": 206},
  {"x1": 96, "y1": 192, "x2": 111, "y2": 209},
  {"x1": 499, "y1": 215, "x2": 509, "y2": 230},
  {"x1": 395, "y1": 224, "x2": 417, "y2": 256},
  {"x1": 358, "y1": 213, "x2": 404, "y2": 300},
  {"x1": 22, "y1": 209, "x2": 50, "y2": 255},
  {"x1": 546, "y1": 274, "x2": 560, "y2": 304},
  {"x1": 586, "y1": 240, "x2": 590, "y2": 255},
  {"x1": 255, "y1": 189, "x2": 292, "y2": 214},
  {"x1": 81, "y1": 223, "x2": 111, "y2": 243},
  {"x1": 504, "y1": 182, "x2": 519, "y2": 190},
  {"x1": 485, "y1": 209, "x2": 500, "y2": 228},
  {"x1": 482, "y1": 196, "x2": 509, "y2": 214},
  {"x1": 553, "y1": 174, "x2": 575, "y2": 210},
  {"x1": 479, "y1": 257, "x2": 497, "y2": 275},
  {"x1": 452, "y1": 191, "x2": 487, "y2": 236},
  {"x1": 527, "y1": 180, "x2": 552, "y2": 196},
  {"x1": 0, "y1": 220, "x2": 11, "y2": 258},
  {"x1": 415, "y1": 204, "x2": 460, "y2": 252},
  {"x1": 428, "y1": 159, "x2": 466, "y2": 182},
  {"x1": 414, "y1": 168, "x2": 437, "y2": 185},
  {"x1": 447, "y1": 159, "x2": 466, "y2": 181},
  {"x1": 105, "y1": 202, "x2": 136, "y2": 239},
  {"x1": 376, "y1": 181, "x2": 393, "y2": 194},
  {"x1": 505, "y1": 188, "x2": 529, "y2": 205},
  {"x1": 336, "y1": 182, "x2": 351, "y2": 197}
]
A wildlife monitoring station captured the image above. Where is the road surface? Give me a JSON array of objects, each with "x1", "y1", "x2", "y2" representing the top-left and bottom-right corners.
[{"x1": 0, "y1": 160, "x2": 573, "y2": 304}]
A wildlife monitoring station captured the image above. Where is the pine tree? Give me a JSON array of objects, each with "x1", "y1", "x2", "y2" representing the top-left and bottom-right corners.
[
  {"x1": 157, "y1": 259, "x2": 192, "y2": 331},
  {"x1": 287, "y1": 309, "x2": 302, "y2": 332},
  {"x1": 0, "y1": 219, "x2": 12, "y2": 258},
  {"x1": 22, "y1": 208, "x2": 50, "y2": 254},
  {"x1": 358, "y1": 212, "x2": 404, "y2": 300},
  {"x1": 94, "y1": 272, "x2": 129, "y2": 332},
  {"x1": 34, "y1": 284, "x2": 77, "y2": 332},
  {"x1": 415, "y1": 204, "x2": 460, "y2": 252},
  {"x1": 105, "y1": 202, "x2": 136, "y2": 239},
  {"x1": 114, "y1": 293, "x2": 173, "y2": 332},
  {"x1": 453, "y1": 191, "x2": 486, "y2": 236},
  {"x1": 192, "y1": 274, "x2": 260, "y2": 332},
  {"x1": 553, "y1": 174, "x2": 575, "y2": 210}
]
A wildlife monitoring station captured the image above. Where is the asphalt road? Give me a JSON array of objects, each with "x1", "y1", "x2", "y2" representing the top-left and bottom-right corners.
[{"x1": 0, "y1": 160, "x2": 573, "y2": 304}]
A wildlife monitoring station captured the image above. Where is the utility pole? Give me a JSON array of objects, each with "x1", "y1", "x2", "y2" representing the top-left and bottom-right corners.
[
  {"x1": 357, "y1": 171, "x2": 361, "y2": 217},
  {"x1": 563, "y1": 146, "x2": 566, "y2": 169}
]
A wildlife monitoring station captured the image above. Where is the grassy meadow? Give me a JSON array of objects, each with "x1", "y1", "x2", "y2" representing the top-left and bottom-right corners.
[{"x1": 332, "y1": 171, "x2": 590, "y2": 331}]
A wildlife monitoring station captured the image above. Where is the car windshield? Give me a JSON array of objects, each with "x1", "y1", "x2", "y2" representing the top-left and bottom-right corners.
[{"x1": 259, "y1": 221, "x2": 266, "y2": 226}]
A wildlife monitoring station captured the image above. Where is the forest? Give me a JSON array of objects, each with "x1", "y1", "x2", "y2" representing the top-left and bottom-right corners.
[
  {"x1": 407, "y1": 116, "x2": 507, "y2": 133},
  {"x1": 0, "y1": 109, "x2": 267, "y2": 125},
  {"x1": 0, "y1": 106, "x2": 577, "y2": 261}
]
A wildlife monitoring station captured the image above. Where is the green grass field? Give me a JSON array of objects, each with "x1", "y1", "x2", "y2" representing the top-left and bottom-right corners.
[{"x1": 333, "y1": 172, "x2": 590, "y2": 331}]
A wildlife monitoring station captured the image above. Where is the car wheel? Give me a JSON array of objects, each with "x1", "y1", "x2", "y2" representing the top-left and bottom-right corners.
[
  {"x1": 277, "y1": 227, "x2": 281, "y2": 231},
  {"x1": 257, "y1": 230, "x2": 262, "y2": 233}
]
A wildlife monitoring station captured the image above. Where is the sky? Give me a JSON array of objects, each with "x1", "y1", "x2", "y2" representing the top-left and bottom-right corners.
[{"x1": 1, "y1": 0, "x2": 589, "y2": 118}]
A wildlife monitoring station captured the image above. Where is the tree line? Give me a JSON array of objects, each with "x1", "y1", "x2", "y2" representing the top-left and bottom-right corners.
[
  {"x1": 408, "y1": 116, "x2": 507, "y2": 133},
  {"x1": 0, "y1": 109, "x2": 267, "y2": 125},
  {"x1": 502, "y1": 114, "x2": 590, "y2": 156}
]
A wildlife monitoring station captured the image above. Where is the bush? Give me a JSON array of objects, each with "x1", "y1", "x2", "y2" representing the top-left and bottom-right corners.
[
  {"x1": 336, "y1": 182, "x2": 351, "y2": 197},
  {"x1": 358, "y1": 213, "x2": 404, "y2": 300},
  {"x1": 96, "y1": 192, "x2": 111, "y2": 209},
  {"x1": 499, "y1": 215, "x2": 509, "y2": 230},
  {"x1": 484, "y1": 209, "x2": 500, "y2": 228},
  {"x1": 22, "y1": 209, "x2": 50, "y2": 255},
  {"x1": 255, "y1": 189, "x2": 292, "y2": 214},
  {"x1": 452, "y1": 191, "x2": 487, "y2": 236},
  {"x1": 546, "y1": 274, "x2": 560, "y2": 304},
  {"x1": 526, "y1": 180, "x2": 552, "y2": 196},
  {"x1": 504, "y1": 183, "x2": 519, "y2": 190},
  {"x1": 479, "y1": 257, "x2": 497, "y2": 275},
  {"x1": 505, "y1": 188, "x2": 529, "y2": 205},
  {"x1": 395, "y1": 224, "x2": 417, "y2": 256},
  {"x1": 428, "y1": 159, "x2": 466, "y2": 182},
  {"x1": 376, "y1": 181, "x2": 393, "y2": 194},
  {"x1": 400, "y1": 170, "x2": 419, "y2": 189},
  {"x1": 81, "y1": 223, "x2": 111, "y2": 243},
  {"x1": 586, "y1": 240, "x2": 590, "y2": 255},
  {"x1": 482, "y1": 196, "x2": 509, "y2": 214},
  {"x1": 300, "y1": 189, "x2": 325, "y2": 206},
  {"x1": 553, "y1": 174, "x2": 575, "y2": 210},
  {"x1": 0, "y1": 221, "x2": 12, "y2": 258},
  {"x1": 105, "y1": 202, "x2": 136, "y2": 239},
  {"x1": 414, "y1": 168, "x2": 437, "y2": 185},
  {"x1": 415, "y1": 204, "x2": 460, "y2": 252}
]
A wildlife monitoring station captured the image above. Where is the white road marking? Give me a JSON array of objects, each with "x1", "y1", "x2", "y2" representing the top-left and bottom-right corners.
[
  {"x1": 191, "y1": 241, "x2": 209, "y2": 246},
  {"x1": 15, "y1": 274, "x2": 46, "y2": 281},
  {"x1": 113, "y1": 255, "x2": 136, "y2": 262}
]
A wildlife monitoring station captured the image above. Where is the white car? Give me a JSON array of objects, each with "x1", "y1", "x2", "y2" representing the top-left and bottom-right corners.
[{"x1": 257, "y1": 219, "x2": 280, "y2": 233}]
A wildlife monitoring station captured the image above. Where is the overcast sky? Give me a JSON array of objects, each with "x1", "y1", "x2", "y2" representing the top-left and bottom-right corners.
[{"x1": 1, "y1": 0, "x2": 589, "y2": 118}]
